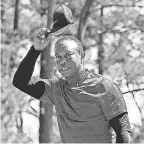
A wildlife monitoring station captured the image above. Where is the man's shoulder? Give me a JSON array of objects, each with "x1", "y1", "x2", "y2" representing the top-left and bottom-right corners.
[
  {"x1": 84, "y1": 70, "x2": 116, "y2": 91},
  {"x1": 86, "y1": 69, "x2": 103, "y2": 79},
  {"x1": 87, "y1": 71, "x2": 112, "y2": 83},
  {"x1": 85, "y1": 70, "x2": 105, "y2": 83}
]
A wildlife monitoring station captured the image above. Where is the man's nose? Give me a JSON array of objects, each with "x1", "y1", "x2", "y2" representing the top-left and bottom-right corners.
[{"x1": 60, "y1": 58, "x2": 67, "y2": 65}]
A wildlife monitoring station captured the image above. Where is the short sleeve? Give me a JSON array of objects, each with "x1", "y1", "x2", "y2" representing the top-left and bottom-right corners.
[
  {"x1": 99, "y1": 79, "x2": 128, "y2": 120},
  {"x1": 39, "y1": 78, "x2": 59, "y2": 104}
]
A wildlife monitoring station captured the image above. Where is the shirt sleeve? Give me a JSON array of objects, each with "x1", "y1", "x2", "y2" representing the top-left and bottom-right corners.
[
  {"x1": 39, "y1": 77, "x2": 59, "y2": 104},
  {"x1": 99, "y1": 79, "x2": 128, "y2": 120}
]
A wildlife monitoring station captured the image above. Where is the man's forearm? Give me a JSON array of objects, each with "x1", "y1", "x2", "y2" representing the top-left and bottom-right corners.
[
  {"x1": 13, "y1": 45, "x2": 41, "y2": 88},
  {"x1": 116, "y1": 131, "x2": 131, "y2": 143},
  {"x1": 109, "y1": 113, "x2": 131, "y2": 143}
]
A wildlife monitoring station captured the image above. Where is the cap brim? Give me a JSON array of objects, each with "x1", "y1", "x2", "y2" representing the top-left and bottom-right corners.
[{"x1": 51, "y1": 24, "x2": 71, "y2": 36}]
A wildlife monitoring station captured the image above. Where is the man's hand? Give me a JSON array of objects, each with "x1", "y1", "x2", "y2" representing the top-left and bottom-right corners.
[{"x1": 33, "y1": 28, "x2": 52, "y2": 50}]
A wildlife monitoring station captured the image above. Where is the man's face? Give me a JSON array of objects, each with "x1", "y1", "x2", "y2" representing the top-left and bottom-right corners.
[{"x1": 55, "y1": 40, "x2": 83, "y2": 78}]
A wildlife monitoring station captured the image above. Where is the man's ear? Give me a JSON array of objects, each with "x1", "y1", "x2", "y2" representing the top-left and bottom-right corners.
[{"x1": 81, "y1": 51, "x2": 85, "y2": 59}]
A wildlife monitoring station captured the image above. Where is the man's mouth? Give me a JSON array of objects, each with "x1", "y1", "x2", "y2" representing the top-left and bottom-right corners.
[{"x1": 61, "y1": 66, "x2": 71, "y2": 71}]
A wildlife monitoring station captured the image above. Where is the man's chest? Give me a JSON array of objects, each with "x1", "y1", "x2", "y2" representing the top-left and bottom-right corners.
[
  {"x1": 51, "y1": 78, "x2": 112, "y2": 143},
  {"x1": 53, "y1": 84, "x2": 106, "y2": 121}
]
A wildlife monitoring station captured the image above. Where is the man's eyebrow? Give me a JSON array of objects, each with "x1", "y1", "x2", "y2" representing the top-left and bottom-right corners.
[
  {"x1": 55, "y1": 51, "x2": 73, "y2": 55},
  {"x1": 55, "y1": 51, "x2": 74, "y2": 56},
  {"x1": 66, "y1": 51, "x2": 74, "y2": 54}
]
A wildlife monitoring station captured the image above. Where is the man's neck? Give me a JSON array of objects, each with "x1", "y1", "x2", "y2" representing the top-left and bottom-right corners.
[{"x1": 66, "y1": 69, "x2": 84, "y2": 87}]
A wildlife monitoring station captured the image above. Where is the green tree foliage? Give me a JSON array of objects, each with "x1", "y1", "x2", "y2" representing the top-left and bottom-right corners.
[{"x1": 1, "y1": 0, "x2": 144, "y2": 143}]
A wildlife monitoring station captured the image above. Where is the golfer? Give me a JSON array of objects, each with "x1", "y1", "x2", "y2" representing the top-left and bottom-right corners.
[{"x1": 13, "y1": 28, "x2": 131, "y2": 143}]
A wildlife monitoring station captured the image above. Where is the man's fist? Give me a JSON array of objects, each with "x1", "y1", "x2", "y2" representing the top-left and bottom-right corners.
[{"x1": 33, "y1": 28, "x2": 52, "y2": 51}]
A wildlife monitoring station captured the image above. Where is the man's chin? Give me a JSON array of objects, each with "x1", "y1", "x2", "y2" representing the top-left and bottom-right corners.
[
  {"x1": 59, "y1": 69, "x2": 81, "y2": 79},
  {"x1": 62, "y1": 72, "x2": 77, "y2": 79},
  {"x1": 60, "y1": 71, "x2": 71, "y2": 78}
]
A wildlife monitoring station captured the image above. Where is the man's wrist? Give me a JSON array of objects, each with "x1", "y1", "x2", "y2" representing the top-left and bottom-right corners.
[
  {"x1": 26, "y1": 45, "x2": 42, "y2": 61},
  {"x1": 32, "y1": 45, "x2": 43, "y2": 52}
]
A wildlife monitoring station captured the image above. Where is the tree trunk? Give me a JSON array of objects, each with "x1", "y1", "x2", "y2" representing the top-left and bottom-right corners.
[
  {"x1": 14, "y1": 0, "x2": 19, "y2": 30},
  {"x1": 39, "y1": 0, "x2": 56, "y2": 143},
  {"x1": 77, "y1": 0, "x2": 94, "y2": 49},
  {"x1": 98, "y1": 6, "x2": 104, "y2": 75}
]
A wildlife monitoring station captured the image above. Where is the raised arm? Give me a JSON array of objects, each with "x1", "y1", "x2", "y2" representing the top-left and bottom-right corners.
[
  {"x1": 13, "y1": 45, "x2": 45, "y2": 99},
  {"x1": 13, "y1": 28, "x2": 52, "y2": 99}
]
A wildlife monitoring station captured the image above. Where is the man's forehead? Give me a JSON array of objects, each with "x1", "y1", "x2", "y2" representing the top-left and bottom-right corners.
[{"x1": 55, "y1": 39, "x2": 78, "y2": 52}]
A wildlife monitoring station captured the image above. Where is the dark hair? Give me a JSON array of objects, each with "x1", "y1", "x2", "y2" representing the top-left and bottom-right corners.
[{"x1": 55, "y1": 35, "x2": 84, "y2": 54}]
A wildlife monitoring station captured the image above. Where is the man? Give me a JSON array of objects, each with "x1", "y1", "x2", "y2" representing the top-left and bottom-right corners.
[{"x1": 13, "y1": 29, "x2": 131, "y2": 143}]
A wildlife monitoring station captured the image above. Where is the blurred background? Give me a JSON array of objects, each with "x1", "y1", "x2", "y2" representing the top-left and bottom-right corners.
[{"x1": 1, "y1": 0, "x2": 144, "y2": 143}]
